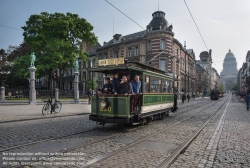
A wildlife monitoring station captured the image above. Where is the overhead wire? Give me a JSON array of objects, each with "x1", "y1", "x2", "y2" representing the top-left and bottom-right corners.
[
  {"x1": 105, "y1": 0, "x2": 145, "y2": 30},
  {"x1": 0, "y1": 24, "x2": 22, "y2": 31},
  {"x1": 183, "y1": 0, "x2": 221, "y2": 70}
]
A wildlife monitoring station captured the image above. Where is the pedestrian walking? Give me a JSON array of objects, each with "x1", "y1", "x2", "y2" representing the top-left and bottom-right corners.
[
  {"x1": 187, "y1": 94, "x2": 190, "y2": 102},
  {"x1": 182, "y1": 93, "x2": 186, "y2": 104},
  {"x1": 192, "y1": 93, "x2": 195, "y2": 100},
  {"x1": 87, "y1": 89, "x2": 92, "y2": 104},
  {"x1": 245, "y1": 92, "x2": 250, "y2": 110}
]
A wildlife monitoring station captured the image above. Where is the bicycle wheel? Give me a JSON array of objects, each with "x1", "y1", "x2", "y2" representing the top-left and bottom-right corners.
[
  {"x1": 42, "y1": 103, "x2": 50, "y2": 116},
  {"x1": 54, "y1": 101, "x2": 62, "y2": 113}
]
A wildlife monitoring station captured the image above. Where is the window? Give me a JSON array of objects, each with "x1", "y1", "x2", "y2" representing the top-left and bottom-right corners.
[
  {"x1": 79, "y1": 71, "x2": 81, "y2": 82},
  {"x1": 144, "y1": 76, "x2": 150, "y2": 93},
  {"x1": 160, "y1": 39, "x2": 166, "y2": 50},
  {"x1": 134, "y1": 46, "x2": 139, "y2": 56},
  {"x1": 147, "y1": 40, "x2": 151, "y2": 51},
  {"x1": 162, "y1": 80, "x2": 172, "y2": 93},
  {"x1": 92, "y1": 59, "x2": 96, "y2": 67},
  {"x1": 114, "y1": 51, "x2": 119, "y2": 58},
  {"x1": 128, "y1": 47, "x2": 132, "y2": 57},
  {"x1": 159, "y1": 59, "x2": 166, "y2": 71},
  {"x1": 182, "y1": 59, "x2": 185, "y2": 70},
  {"x1": 79, "y1": 62, "x2": 81, "y2": 69},
  {"x1": 150, "y1": 77, "x2": 161, "y2": 92}
]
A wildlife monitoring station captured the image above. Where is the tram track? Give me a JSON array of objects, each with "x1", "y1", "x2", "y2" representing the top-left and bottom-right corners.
[
  {"x1": 1, "y1": 97, "x2": 226, "y2": 168},
  {"x1": 0, "y1": 99, "x2": 210, "y2": 153},
  {"x1": 0, "y1": 113, "x2": 90, "y2": 124},
  {"x1": 159, "y1": 95, "x2": 231, "y2": 168},
  {"x1": 82, "y1": 95, "x2": 229, "y2": 167}
]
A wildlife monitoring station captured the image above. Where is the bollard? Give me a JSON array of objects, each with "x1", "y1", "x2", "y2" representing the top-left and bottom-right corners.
[
  {"x1": 74, "y1": 71, "x2": 79, "y2": 103},
  {"x1": 0, "y1": 86, "x2": 5, "y2": 101},
  {"x1": 55, "y1": 88, "x2": 59, "y2": 101}
]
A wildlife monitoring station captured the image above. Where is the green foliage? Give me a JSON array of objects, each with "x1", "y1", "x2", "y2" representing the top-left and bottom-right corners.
[
  {"x1": 12, "y1": 55, "x2": 30, "y2": 79},
  {"x1": 87, "y1": 78, "x2": 98, "y2": 89},
  {"x1": 232, "y1": 83, "x2": 237, "y2": 91},
  {"x1": 221, "y1": 84, "x2": 225, "y2": 91},
  {"x1": 21, "y1": 12, "x2": 98, "y2": 86}
]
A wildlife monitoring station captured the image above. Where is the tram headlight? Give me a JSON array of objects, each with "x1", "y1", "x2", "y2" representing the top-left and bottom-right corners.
[{"x1": 100, "y1": 100, "x2": 107, "y2": 108}]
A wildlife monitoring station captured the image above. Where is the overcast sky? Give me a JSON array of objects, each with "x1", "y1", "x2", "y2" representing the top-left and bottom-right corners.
[{"x1": 0, "y1": 0, "x2": 250, "y2": 73}]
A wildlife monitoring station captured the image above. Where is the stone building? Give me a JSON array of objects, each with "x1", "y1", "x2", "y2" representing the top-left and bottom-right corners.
[
  {"x1": 95, "y1": 11, "x2": 196, "y2": 93},
  {"x1": 220, "y1": 49, "x2": 238, "y2": 91},
  {"x1": 195, "y1": 50, "x2": 213, "y2": 95},
  {"x1": 63, "y1": 10, "x2": 196, "y2": 93},
  {"x1": 237, "y1": 50, "x2": 250, "y2": 94},
  {"x1": 211, "y1": 68, "x2": 221, "y2": 90},
  {"x1": 196, "y1": 64, "x2": 209, "y2": 95}
]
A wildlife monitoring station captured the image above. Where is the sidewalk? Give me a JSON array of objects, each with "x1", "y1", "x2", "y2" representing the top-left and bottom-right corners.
[{"x1": 0, "y1": 103, "x2": 91, "y2": 123}]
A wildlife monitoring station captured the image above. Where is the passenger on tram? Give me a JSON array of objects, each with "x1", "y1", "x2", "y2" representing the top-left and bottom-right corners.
[
  {"x1": 112, "y1": 72, "x2": 120, "y2": 94},
  {"x1": 131, "y1": 75, "x2": 141, "y2": 94},
  {"x1": 131, "y1": 75, "x2": 141, "y2": 112},
  {"x1": 153, "y1": 85, "x2": 160, "y2": 92},
  {"x1": 102, "y1": 77, "x2": 113, "y2": 94},
  {"x1": 117, "y1": 75, "x2": 131, "y2": 95}
]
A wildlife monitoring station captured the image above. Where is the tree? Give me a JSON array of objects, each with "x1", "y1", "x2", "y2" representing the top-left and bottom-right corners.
[
  {"x1": 22, "y1": 12, "x2": 98, "y2": 89},
  {"x1": 87, "y1": 78, "x2": 98, "y2": 90},
  {"x1": 221, "y1": 84, "x2": 225, "y2": 91},
  {"x1": 232, "y1": 83, "x2": 237, "y2": 91}
]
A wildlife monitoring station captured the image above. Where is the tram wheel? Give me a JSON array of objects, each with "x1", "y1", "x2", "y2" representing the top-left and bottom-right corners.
[{"x1": 142, "y1": 118, "x2": 148, "y2": 125}]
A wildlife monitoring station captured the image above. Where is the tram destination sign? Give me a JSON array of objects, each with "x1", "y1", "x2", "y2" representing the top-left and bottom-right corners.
[{"x1": 98, "y1": 58, "x2": 124, "y2": 66}]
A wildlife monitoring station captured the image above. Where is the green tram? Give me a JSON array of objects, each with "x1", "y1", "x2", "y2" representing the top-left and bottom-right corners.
[{"x1": 89, "y1": 58, "x2": 177, "y2": 125}]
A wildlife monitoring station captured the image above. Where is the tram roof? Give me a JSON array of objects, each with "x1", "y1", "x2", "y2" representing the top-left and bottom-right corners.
[{"x1": 88, "y1": 61, "x2": 175, "y2": 80}]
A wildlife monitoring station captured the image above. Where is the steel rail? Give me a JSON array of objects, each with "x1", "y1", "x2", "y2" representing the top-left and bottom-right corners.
[
  {"x1": 0, "y1": 113, "x2": 90, "y2": 124},
  {"x1": 83, "y1": 96, "x2": 229, "y2": 167},
  {"x1": 158, "y1": 95, "x2": 231, "y2": 168},
  {"x1": 0, "y1": 125, "x2": 114, "y2": 153},
  {"x1": 0, "y1": 100, "x2": 209, "y2": 153}
]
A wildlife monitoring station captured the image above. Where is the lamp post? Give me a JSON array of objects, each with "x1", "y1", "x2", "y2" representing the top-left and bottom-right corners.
[
  {"x1": 184, "y1": 41, "x2": 187, "y2": 94},
  {"x1": 0, "y1": 55, "x2": 3, "y2": 86},
  {"x1": 83, "y1": 78, "x2": 85, "y2": 93}
]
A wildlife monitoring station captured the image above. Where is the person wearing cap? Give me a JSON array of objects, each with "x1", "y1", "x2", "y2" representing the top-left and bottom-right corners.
[{"x1": 102, "y1": 77, "x2": 113, "y2": 94}]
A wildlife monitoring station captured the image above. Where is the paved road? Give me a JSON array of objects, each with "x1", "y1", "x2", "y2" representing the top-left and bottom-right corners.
[
  {"x1": 0, "y1": 103, "x2": 91, "y2": 122},
  {"x1": 2, "y1": 95, "x2": 247, "y2": 168}
]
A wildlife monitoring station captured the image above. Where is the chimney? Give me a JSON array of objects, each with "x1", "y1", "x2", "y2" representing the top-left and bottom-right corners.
[
  {"x1": 184, "y1": 41, "x2": 186, "y2": 48},
  {"x1": 113, "y1": 34, "x2": 122, "y2": 40},
  {"x1": 209, "y1": 49, "x2": 212, "y2": 56},
  {"x1": 103, "y1": 41, "x2": 106, "y2": 46}
]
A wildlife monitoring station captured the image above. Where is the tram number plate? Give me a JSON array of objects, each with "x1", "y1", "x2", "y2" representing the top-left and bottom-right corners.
[{"x1": 100, "y1": 106, "x2": 112, "y2": 112}]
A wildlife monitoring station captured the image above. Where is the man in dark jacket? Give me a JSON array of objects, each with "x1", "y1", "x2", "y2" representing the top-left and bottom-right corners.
[
  {"x1": 87, "y1": 89, "x2": 92, "y2": 104},
  {"x1": 102, "y1": 78, "x2": 113, "y2": 94},
  {"x1": 112, "y1": 72, "x2": 120, "y2": 94},
  {"x1": 117, "y1": 75, "x2": 131, "y2": 95}
]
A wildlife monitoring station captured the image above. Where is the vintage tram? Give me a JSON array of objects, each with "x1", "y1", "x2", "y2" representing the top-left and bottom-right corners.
[
  {"x1": 210, "y1": 89, "x2": 220, "y2": 100},
  {"x1": 88, "y1": 58, "x2": 177, "y2": 125}
]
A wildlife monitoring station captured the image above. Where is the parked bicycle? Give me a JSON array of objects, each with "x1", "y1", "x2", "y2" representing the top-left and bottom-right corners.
[{"x1": 42, "y1": 97, "x2": 62, "y2": 115}]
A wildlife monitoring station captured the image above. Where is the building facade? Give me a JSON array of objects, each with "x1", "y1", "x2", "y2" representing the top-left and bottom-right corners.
[
  {"x1": 237, "y1": 50, "x2": 250, "y2": 94},
  {"x1": 220, "y1": 49, "x2": 238, "y2": 91},
  {"x1": 95, "y1": 11, "x2": 196, "y2": 93},
  {"x1": 63, "y1": 10, "x2": 197, "y2": 94}
]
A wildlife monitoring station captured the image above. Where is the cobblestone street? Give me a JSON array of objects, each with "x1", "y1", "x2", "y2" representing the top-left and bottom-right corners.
[{"x1": 1, "y1": 94, "x2": 250, "y2": 168}]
